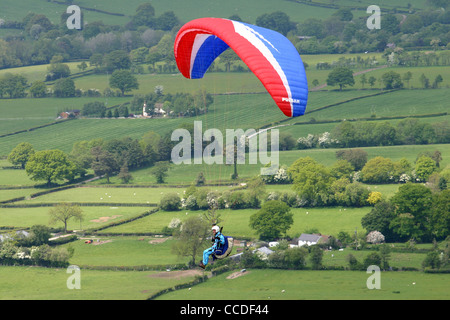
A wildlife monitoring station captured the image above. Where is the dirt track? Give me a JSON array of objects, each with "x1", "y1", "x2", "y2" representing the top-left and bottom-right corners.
[
  {"x1": 226, "y1": 270, "x2": 250, "y2": 279},
  {"x1": 148, "y1": 269, "x2": 204, "y2": 279}
]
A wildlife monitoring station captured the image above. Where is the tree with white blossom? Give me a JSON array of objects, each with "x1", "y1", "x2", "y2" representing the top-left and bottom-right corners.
[{"x1": 366, "y1": 230, "x2": 385, "y2": 244}]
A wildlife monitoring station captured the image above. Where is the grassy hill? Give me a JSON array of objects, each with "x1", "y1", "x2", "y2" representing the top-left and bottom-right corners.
[
  {"x1": 157, "y1": 269, "x2": 449, "y2": 300},
  {"x1": 1, "y1": 87, "x2": 447, "y2": 156}
]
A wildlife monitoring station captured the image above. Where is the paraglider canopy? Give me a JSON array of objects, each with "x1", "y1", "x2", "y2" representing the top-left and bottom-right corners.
[{"x1": 174, "y1": 17, "x2": 308, "y2": 118}]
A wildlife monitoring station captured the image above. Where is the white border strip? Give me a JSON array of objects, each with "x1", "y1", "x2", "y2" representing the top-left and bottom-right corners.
[
  {"x1": 232, "y1": 21, "x2": 293, "y2": 115},
  {"x1": 189, "y1": 34, "x2": 212, "y2": 78}
]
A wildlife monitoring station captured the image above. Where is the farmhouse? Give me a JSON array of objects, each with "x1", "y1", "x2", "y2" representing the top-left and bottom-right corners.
[
  {"x1": 142, "y1": 102, "x2": 166, "y2": 118},
  {"x1": 297, "y1": 233, "x2": 322, "y2": 247},
  {"x1": 154, "y1": 103, "x2": 166, "y2": 116},
  {"x1": 229, "y1": 246, "x2": 274, "y2": 262},
  {"x1": 59, "y1": 109, "x2": 80, "y2": 119},
  {"x1": 255, "y1": 246, "x2": 274, "y2": 260}
]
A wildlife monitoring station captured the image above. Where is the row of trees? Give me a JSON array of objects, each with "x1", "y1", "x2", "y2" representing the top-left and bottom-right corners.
[
  {"x1": 132, "y1": 89, "x2": 213, "y2": 117},
  {"x1": 325, "y1": 66, "x2": 445, "y2": 90},
  {"x1": 0, "y1": 5, "x2": 179, "y2": 68},
  {"x1": 384, "y1": 49, "x2": 450, "y2": 67},
  {"x1": 1, "y1": 2, "x2": 449, "y2": 72},
  {"x1": 159, "y1": 175, "x2": 266, "y2": 212},
  {"x1": 333, "y1": 118, "x2": 449, "y2": 146},
  {"x1": 287, "y1": 151, "x2": 447, "y2": 205},
  {"x1": 362, "y1": 185, "x2": 449, "y2": 243},
  {"x1": 0, "y1": 68, "x2": 139, "y2": 99},
  {"x1": 80, "y1": 89, "x2": 214, "y2": 118},
  {"x1": 156, "y1": 147, "x2": 446, "y2": 215},
  {"x1": 7, "y1": 119, "x2": 447, "y2": 188},
  {"x1": 5, "y1": 64, "x2": 441, "y2": 101},
  {"x1": 296, "y1": 118, "x2": 449, "y2": 150},
  {"x1": 314, "y1": 51, "x2": 450, "y2": 71},
  {"x1": 295, "y1": 6, "x2": 450, "y2": 54},
  {"x1": 6, "y1": 128, "x2": 173, "y2": 185}
]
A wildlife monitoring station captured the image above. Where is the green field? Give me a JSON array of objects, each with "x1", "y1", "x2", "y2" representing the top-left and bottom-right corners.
[
  {"x1": 1, "y1": 267, "x2": 447, "y2": 300},
  {"x1": 100, "y1": 206, "x2": 369, "y2": 238},
  {"x1": 321, "y1": 248, "x2": 427, "y2": 270},
  {"x1": 74, "y1": 71, "x2": 267, "y2": 96},
  {"x1": 1, "y1": 89, "x2": 447, "y2": 157},
  {"x1": 65, "y1": 236, "x2": 189, "y2": 267},
  {"x1": 15, "y1": 186, "x2": 180, "y2": 204},
  {"x1": 74, "y1": 57, "x2": 450, "y2": 95},
  {"x1": 0, "y1": 188, "x2": 41, "y2": 202},
  {"x1": 0, "y1": 96, "x2": 130, "y2": 138},
  {"x1": 301, "y1": 89, "x2": 449, "y2": 121},
  {"x1": 0, "y1": 206, "x2": 150, "y2": 229},
  {"x1": 0, "y1": 62, "x2": 84, "y2": 84},
  {"x1": 0, "y1": 265, "x2": 198, "y2": 300},
  {"x1": 85, "y1": 144, "x2": 450, "y2": 186},
  {"x1": 157, "y1": 269, "x2": 450, "y2": 300}
]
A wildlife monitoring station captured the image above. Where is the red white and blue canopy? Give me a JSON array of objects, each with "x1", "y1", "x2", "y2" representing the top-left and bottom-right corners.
[{"x1": 174, "y1": 18, "x2": 308, "y2": 117}]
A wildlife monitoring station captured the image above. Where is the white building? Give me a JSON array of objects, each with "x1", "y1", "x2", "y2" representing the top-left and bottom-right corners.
[
  {"x1": 143, "y1": 102, "x2": 149, "y2": 117},
  {"x1": 297, "y1": 233, "x2": 322, "y2": 247},
  {"x1": 143, "y1": 102, "x2": 166, "y2": 117}
]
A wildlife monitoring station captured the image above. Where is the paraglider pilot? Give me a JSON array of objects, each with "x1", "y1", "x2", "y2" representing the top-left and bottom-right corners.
[{"x1": 199, "y1": 225, "x2": 225, "y2": 269}]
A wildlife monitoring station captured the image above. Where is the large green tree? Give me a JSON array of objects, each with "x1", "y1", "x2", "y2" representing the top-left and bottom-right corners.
[
  {"x1": 172, "y1": 215, "x2": 209, "y2": 266},
  {"x1": 361, "y1": 200, "x2": 397, "y2": 241},
  {"x1": 8, "y1": 142, "x2": 35, "y2": 169},
  {"x1": 381, "y1": 71, "x2": 403, "y2": 89},
  {"x1": 109, "y1": 70, "x2": 139, "y2": 95},
  {"x1": 415, "y1": 155, "x2": 436, "y2": 182},
  {"x1": 326, "y1": 67, "x2": 354, "y2": 90},
  {"x1": 153, "y1": 11, "x2": 179, "y2": 31},
  {"x1": 289, "y1": 157, "x2": 335, "y2": 206},
  {"x1": 130, "y1": 3, "x2": 156, "y2": 28},
  {"x1": 90, "y1": 146, "x2": 119, "y2": 183},
  {"x1": 30, "y1": 81, "x2": 47, "y2": 98},
  {"x1": 25, "y1": 150, "x2": 78, "y2": 185},
  {"x1": 255, "y1": 11, "x2": 296, "y2": 36},
  {"x1": 151, "y1": 161, "x2": 170, "y2": 184},
  {"x1": 429, "y1": 190, "x2": 450, "y2": 240},
  {"x1": 249, "y1": 200, "x2": 293, "y2": 240},
  {"x1": 335, "y1": 148, "x2": 368, "y2": 170},
  {"x1": 104, "y1": 50, "x2": 131, "y2": 72},
  {"x1": 69, "y1": 139, "x2": 104, "y2": 172},
  {"x1": 49, "y1": 203, "x2": 84, "y2": 233},
  {"x1": 0, "y1": 73, "x2": 28, "y2": 98},
  {"x1": 390, "y1": 183, "x2": 433, "y2": 241},
  {"x1": 47, "y1": 61, "x2": 71, "y2": 80},
  {"x1": 361, "y1": 156, "x2": 395, "y2": 183},
  {"x1": 104, "y1": 137, "x2": 146, "y2": 168},
  {"x1": 53, "y1": 78, "x2": 75, "y2": 98}
]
